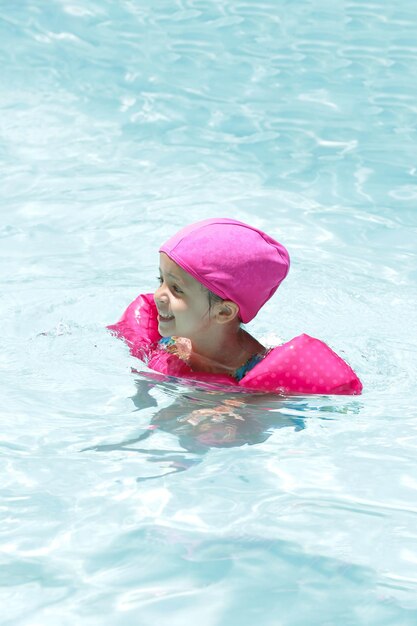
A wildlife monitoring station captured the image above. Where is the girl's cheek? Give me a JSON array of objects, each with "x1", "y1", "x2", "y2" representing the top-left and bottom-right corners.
[{"x1": 175, "y1": 299, "x2": 189, "y2": 311}]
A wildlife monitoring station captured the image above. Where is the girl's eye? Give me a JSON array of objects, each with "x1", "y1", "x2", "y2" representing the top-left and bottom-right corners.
[{"x1": 156, "y1": 276, "x2": 182, "y2": 294}]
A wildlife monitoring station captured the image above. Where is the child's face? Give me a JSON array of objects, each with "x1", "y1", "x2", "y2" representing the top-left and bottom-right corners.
[{"x1": 154, "y1": 253, "x2": 214, "y2": 339}]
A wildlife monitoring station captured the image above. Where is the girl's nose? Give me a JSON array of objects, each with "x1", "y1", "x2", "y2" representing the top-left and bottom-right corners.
[{"x1": 154, "y1": 283, "x2": 168, "y2": 303}]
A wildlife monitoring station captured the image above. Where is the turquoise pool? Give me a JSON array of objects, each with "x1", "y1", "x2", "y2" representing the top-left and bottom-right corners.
[{"x1": 1, "y1": 1, "x2": 417, "y2": 624}]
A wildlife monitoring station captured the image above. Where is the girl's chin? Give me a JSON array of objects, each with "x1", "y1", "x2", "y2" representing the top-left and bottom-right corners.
[{"x1": 158, "y1": 319, "x2": 175, "y2": 335}]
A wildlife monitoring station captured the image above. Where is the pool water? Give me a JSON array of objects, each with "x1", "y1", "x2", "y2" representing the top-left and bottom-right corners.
[{"x1": 1, "y1": 1, "x2": 417, "y2": 624}]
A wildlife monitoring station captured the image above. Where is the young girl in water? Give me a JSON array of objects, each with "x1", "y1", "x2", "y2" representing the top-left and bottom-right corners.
[{"x1": 109, "y1": 218, "x2": 362, "y2": 395}]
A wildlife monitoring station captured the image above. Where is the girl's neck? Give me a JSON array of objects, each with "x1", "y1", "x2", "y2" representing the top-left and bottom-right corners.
[{"x1": 180, "y1": 327, "x2": 265, "y2": 376}]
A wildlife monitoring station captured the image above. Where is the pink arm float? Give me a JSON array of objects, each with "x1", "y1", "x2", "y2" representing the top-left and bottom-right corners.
[{"x1": 108, "y1": 294, "x2": 362, "y2": 395}]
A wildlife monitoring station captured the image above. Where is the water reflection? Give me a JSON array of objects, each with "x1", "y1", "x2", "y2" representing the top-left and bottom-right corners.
[
  {"x1": 131, "y1": 376, "x2": 307, "y2": 452},
  {"x1": 84, "y1": 374, "x2": 361, "y2": 480}
]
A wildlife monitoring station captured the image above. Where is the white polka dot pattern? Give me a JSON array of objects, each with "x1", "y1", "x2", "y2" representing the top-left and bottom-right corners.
[{"x1": 241, "y1": 334, "x2": 362, "y2": 395}]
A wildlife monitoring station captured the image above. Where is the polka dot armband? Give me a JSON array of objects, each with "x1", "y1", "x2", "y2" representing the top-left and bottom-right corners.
[{"x1": 108, "y1": 294, "x2": 362, "y2": 396}]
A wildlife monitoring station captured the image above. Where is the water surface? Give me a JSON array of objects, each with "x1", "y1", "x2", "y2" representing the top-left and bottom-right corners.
[{"x1": 1, "y1": 1, "x2": 417, "y2": 624}]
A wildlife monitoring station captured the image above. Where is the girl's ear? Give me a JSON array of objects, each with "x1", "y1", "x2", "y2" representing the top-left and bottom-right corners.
[{"x1": 215, "y1": 300, "x2": 240, "y2": 324}]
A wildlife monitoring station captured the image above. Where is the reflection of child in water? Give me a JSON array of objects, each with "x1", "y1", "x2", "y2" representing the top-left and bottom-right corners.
[
  {"x1": 179, "y1": 398, "x2": 243, "y2": 426},
  {"x1": 132, "y1": 378, "x2": 305, "y2": 451},
  {"x1": 85, "y1": 375, "x2": 359, "y2": 479},
  {"x1": 177, "y1": 398, "x2": 245, "y2": 445}
]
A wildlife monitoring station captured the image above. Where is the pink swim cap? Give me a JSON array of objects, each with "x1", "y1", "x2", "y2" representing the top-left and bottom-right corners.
[{"x1": 159, "y1": 218, "x2": 290, "y2": 323}]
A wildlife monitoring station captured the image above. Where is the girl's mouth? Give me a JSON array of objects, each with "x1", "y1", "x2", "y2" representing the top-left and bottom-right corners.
[{"x1": 158, "y1": 313, "x2": 175, "y2": 323}]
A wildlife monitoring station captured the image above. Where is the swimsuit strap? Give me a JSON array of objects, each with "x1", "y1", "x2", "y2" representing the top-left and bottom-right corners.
[
  {"x1": 159, "y1": 336, "x2": 176, "y2": 349},
  {"x1": 233, "y1": 352, "x2": 266, "y2": 381}
]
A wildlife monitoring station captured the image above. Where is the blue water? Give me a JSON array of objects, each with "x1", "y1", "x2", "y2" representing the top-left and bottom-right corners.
[{"x1": 1, "y1": 1, "x2": 417, "y2": 624}]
